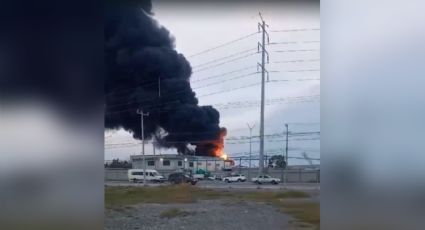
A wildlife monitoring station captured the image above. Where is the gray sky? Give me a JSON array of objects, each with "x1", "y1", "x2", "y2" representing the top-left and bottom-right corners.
[{"x1": 105, "y1": 1, "x2": 320, "y2": 165}]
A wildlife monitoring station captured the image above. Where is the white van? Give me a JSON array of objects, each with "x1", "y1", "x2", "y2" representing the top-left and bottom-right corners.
[{"x1": 128, "y1": 169, "x2": 165, "y2": 183}]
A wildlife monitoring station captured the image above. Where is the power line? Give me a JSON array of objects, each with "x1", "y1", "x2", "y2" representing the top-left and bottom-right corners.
[
  {"x1": 272, "y1": 59, "x2": 320, "y2": 64},
  {"x1": 106, "y1": 47, "x2": 319, "y2": 99},
  {"x1": 271, "y1": 69, "x2": 320, "y2": 73},
  {"x1": 268, "y1": 41, "x2": 320, "y2": 45},
  {"x1": 107, "y1": 80, "x2": 262, "y2": 110},
  {"x1": 105, "y1": 132, "x2": 320, "y2": 147},
  {"x1": 188, "y1": 32, "x2": 258, "y2": 58},
  {"x1": 191, "y1": 65, "x2": 257, "y2": 83},
  {"x1": 105, "y1": 67, "x2": 319, "y2": 109},
  {"x1": 273, "y1": 49, "x2": 319, "y2": 53},
  {"x1": 105, "y1": 131, "x2": 320, "y2": 143},
  {"x1": 268, "y1": 79, "x2": 320, "y2": 83},
  {"x1": 191, "y1": 48, "x2": 257, "y2": 68},
  {"x1": 269, "y1": 28, "x2": 320, "y2": 33},
  {"x1": 192, "y1": 52, "x2": 259, "y2": 73},
  {"x1": 197, "y1": 82, "x2": 261, "y2": 97},
  {"x1": 268, "y1": 41, "x2": 297, "y2": 45},
  {"x1": 105, "y1": 93, "x2": 319, "y2": 114},
  {"x1": 105, "y1": 95, "x2": 320, "y2": 115},
  {"x1": 192, "y1": 72, "x2": 259, "y2": 89}
]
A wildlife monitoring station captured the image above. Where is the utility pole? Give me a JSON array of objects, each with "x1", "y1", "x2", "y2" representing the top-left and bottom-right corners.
[
  {"x1": 257, "y1": 12, "x2": 269, "y2": 174},
  {"x1": 137, "y1": 109, "x2": 149, "y2": 185},
  {"x1": 247, "y1": 123, "x2": 255, "y2": 180},
  {"x1": 285, "y1": 123, "x2": 289, "y2": 168},
  {"x1": 284, "y1": 123, "x2": 289, "y2": 185}
]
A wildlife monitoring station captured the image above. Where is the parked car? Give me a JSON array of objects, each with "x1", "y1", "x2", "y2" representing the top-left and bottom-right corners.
[
  {"x1": 128, "y1": 169, "x2": 165, "y2": 183},
  {"x1": 207, "y1": 175, "x2": 222, "y2": 181},
  {"x1": 168, "y1": 173, "x2": 197, "y2": 185},
  {"x1": 222, "y1": 174, "x2": 247, "y2": 183},
  {"x1": 251, "y1": 175, "x2": 280, "y2": 184},
  {"x1": 193, "y1": 174, "x2": 205, "y2": 180},
  {"x1": 207, "y1": 175, "x2": 216, "y2": 180}
]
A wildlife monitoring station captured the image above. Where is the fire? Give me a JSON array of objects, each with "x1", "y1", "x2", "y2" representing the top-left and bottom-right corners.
[
  {"x1": 220, "y1": 153, "x2": 228, "y2": 160},
  {"x1": 214, "y1": 148, "x2": 227, "y2": 160},
  {"x1": 213, "y1": 128, "x2": 228, "y2": 160}
]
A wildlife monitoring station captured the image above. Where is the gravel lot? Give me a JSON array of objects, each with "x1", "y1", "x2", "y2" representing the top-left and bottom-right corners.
[{"x1": 105, "y1": 199, "x2": 293, "y2": 230}]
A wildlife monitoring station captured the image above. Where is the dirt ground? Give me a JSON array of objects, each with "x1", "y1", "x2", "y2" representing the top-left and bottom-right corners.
[
  {"x1": 105, "y1": 199, "x2": 295, "y2": 230},
  {"x1": 104, "y1": 185, "x2": 319, "y2": 230}
]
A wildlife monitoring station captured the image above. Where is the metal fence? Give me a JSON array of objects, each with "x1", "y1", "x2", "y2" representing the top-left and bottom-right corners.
[{"x1": 105, "y1": 155, "x2": 320, "y2": 183}]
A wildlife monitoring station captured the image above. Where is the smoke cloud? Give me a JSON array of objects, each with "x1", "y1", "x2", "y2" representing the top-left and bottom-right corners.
[{"x1": 105, "y1": 0, "x2": 226, "y2": 156}]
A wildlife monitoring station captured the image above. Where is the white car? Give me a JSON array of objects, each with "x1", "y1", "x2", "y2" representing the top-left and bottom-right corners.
[
  {"x1": 222, "y1": 174, "x2": 247, "y2": 183},
  {"x1": 251, "y1": 175, "x2": 280, "y2": 184},
  {"x1": 128, "y1": 169, "x2": 165, "y2": 183}
]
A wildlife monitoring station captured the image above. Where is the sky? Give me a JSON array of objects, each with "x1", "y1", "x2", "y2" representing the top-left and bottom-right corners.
[{"x1": 105, "y1": 1, "x2": 320, "y2": 166}]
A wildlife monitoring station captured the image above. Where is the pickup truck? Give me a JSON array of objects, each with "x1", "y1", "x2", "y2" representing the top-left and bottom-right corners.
[
  {"x1": 222, "y1": 174, "x2": 247, "y2": 183},
  {"x1": 251, "y1": 175, "x2": 280, "y2": 184}
]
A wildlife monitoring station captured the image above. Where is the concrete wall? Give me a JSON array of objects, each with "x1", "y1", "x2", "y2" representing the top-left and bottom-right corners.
[{"x1": 105, "y1": 169, "x2": 128, "y2": 181}]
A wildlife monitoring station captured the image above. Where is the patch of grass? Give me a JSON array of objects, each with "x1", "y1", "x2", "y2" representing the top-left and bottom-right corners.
[
  {"x1": 228, "y1": 191, "x2": 317, "y2": 228},
  {"x1": 274, "y1": 190, "x2": 311, "y2": 199},
  {"x1": 159, "y1": 208, "x2": 192, "y2": 219},
  {"x1": 279, "y1": 201, "x2": 320, "y2": 229},
  {"x1": 232, "y1": 190, "x2": 310, "y2": 203},
  {"x1": 105, "y1": 185, "x2": 223, "y2": 208},
  {"x1": 105, "y1": 185, "x2": 318, "y2": 229}
]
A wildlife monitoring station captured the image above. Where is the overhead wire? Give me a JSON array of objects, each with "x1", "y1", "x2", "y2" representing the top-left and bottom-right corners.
[
  {"x1": 188, "y1": 32, "x2": 258, "y2": 58},
  {"x1": 191, "y1": 65, "x2": 257, "y2": 83},
  {"x1": 191, "y1": 48, "x2": 257, "y2": 68},
  {"x1": 192, "y1": 52, "x2": 259, "y2": 73},
  {"x1": 269, "y1": 28, "x2": 320, "y2": 33},
  {"x1": 192, "y1": 72, "x2": 259, "y2": 89}
]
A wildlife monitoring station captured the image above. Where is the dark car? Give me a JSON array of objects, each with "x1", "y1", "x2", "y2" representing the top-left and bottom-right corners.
[{"x1": 168, "y1": 173, "x2": 197, "y2": 185}]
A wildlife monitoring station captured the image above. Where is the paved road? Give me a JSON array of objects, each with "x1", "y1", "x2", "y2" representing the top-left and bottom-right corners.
[{"x1": 105, "y1": 180, "x2": 320, "y2": 191}]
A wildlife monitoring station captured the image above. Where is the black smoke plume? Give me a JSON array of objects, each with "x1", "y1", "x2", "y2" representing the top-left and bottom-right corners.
[{"x1": 105, "y1": 0, "x2": 226, "y2": 156}]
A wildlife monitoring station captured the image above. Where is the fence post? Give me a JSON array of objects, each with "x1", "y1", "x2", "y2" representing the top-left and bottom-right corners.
[
  {"x1": 248, "y1": 156, "x2": 251, "y2": 180},
  {"x1": 239, "y1": 157, "x2": 242, "y2": 174},
  {"x1": 299, "y1": 168, "x2": 302, "y2": 182}
]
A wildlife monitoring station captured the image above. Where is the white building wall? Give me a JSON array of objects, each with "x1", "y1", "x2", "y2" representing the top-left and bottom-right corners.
[{"x1": 131, "y1": 155, "x2": 229, "y2": 172}]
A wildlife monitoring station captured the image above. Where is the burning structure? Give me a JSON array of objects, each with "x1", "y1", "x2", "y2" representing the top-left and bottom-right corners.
[{"x1": 105, "y1": 0, "x2": 227, "y2": 158}]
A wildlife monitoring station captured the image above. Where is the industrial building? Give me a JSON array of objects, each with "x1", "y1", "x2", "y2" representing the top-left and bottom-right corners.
[{"x1": 130, "y1": 154, "x2": 234, "y2": 173}]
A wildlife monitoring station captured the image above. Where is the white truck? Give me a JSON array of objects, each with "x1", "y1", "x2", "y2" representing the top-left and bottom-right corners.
[
  {"x1": 251, "y1": 175, "x2": 280, "y2": 184},
  {"x1": 222, "y1": 174, "x2": 247, "y2": 183},
  {"x1": 128, "y1": 169, "x2": 165, "y2": 183}
]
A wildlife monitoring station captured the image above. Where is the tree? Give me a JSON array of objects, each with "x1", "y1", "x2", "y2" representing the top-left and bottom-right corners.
[
  {"x1": 105, "y1": 159, "x2": 132, "y2": 169},
  {"x1": 268, "y1": 155, "x2": 286, "y2": 168}
]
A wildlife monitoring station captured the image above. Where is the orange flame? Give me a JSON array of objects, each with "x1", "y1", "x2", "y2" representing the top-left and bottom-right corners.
[
  {"x1": 220, "y1": 153, "x2": 228, "y2": 160},
  {"x1": 213, "y1": 128, "x2": 227, "y2": 159}
]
